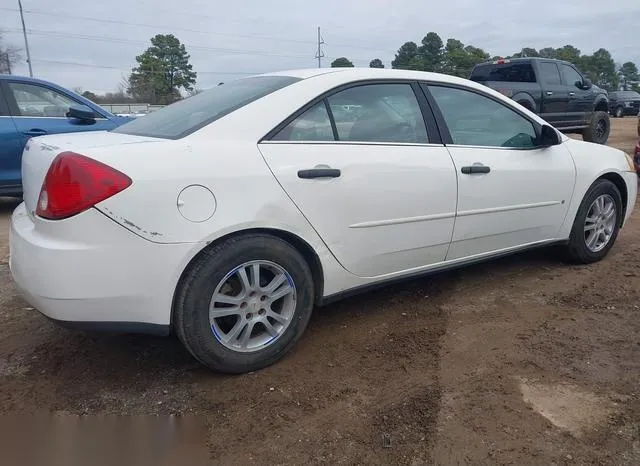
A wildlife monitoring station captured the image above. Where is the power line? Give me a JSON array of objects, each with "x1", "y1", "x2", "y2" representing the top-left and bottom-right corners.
[
  {"x1": 34, "y1": 59, "x2": 262, "y2": 75},
  {"x1": 0, "y1": 7, "x2": 397, "y2": 55},
  {"x1": 3, "y1": 26, "x2": 376, "y2": 63}
]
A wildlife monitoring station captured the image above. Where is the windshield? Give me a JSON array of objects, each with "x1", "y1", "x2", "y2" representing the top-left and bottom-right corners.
[{"x1": 112, "y1": 75, "x2": 300, "y2": 139}]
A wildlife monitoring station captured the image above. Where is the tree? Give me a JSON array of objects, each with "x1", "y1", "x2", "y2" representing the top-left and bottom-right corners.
[
  {"x1": 0, "y1": 32, "x2": 21, "y2": 74},
  {"x1": 511, "y1": 47, "x2": 539, "y2": 58},
  {"x1": 128, "y1": 34, "x2": 197, "y2": 104},
  {"x1": 418, "y1": 32, "x2": 444, "y2": 72},
  {"x1": 554, "y1": 45, "x2": 581, "y2": 64},
  {"x1": 538, "y1": 47, "x2": 557, "y2": 59},
  {"x1": 441, "y1": 39, "x2": 489, "y2": 77},
  {"x1": 331, "y1": 57, "x2": 354, "y2": 67},
  {"x1": 392, "y1": 41, "x2": 421, "y2": 70},
  {"x1": 619, "y1": 62, "x2": 639, "y2": 90},
  {"x1": 369, "y1": 58, "x2": 384, "y2": 68},
  {"x1": 81, "y1": 91, "x2": 99, "y2": 102},
  {"x1": 581, "y1": 48, "x2": 618, "y2": 91}
]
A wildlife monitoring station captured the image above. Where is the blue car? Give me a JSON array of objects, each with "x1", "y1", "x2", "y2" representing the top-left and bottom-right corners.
[{"x1": 0, "y1": 75, "x2": 131, "y2": 196}]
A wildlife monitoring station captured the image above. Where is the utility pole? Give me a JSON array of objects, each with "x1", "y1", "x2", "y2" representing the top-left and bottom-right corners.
[
  {"x1": 315, "y1": 26, "x2": 325, "y2": 68},
  {"x1": 18, "y1": 0, "x2": 33, "y2": 77}
]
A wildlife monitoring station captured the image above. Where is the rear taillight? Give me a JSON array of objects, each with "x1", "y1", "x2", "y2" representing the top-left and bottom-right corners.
[{"x1": 36, "y1": 151, "x2": 131, "y2": 220}]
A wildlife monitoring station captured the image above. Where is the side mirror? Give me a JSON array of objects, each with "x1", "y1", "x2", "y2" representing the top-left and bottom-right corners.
[
  {"x1": 67, "y1": 104, "x2": 96, "y2": 122},
  {"x1": 538, "y1": 124, "x2": 561, "y2": 147},
  {"x1": 581, "y1": 78, "x2": 592, "y2": 90}
]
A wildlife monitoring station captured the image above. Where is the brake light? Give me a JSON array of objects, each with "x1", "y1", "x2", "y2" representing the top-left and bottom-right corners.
[{"x1": 36, "y1": 151, "x2": 131, "y2": 220}]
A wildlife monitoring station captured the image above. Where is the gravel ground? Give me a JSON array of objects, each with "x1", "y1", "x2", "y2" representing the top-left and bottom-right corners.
[{"x1": 0, "y1": 118, "x2": 638, "y2": 465}]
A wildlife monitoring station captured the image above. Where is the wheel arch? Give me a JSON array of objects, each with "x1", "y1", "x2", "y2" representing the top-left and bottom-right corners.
[
  {"x1": 597, "y1": 172, "x2": 628, "y2": 226},
  {"x1": 594, "y1": 97, "x2": 608, "y2": 113},
  {"x1": 171, "y1": 227, "x2": 326, "y2": 327}
]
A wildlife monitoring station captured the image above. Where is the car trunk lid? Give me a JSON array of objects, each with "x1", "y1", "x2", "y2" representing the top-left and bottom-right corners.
[{"x1": 21, "y1": 131, "x2": 159, "y2": 215}]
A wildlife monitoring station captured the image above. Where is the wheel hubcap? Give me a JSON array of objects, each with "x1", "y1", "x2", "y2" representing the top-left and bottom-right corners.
[
  {"x1": 595, "y1": 120, "x2": 606, "y2": 138},
  {"x1": 209, "y1": 260, "x2": 296, "y2": 353},
  {"x1": 584, "y1": 194, "x2": 616, "y2": 253}
]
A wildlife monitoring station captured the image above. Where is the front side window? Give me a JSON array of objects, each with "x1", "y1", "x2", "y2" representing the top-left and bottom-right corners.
[
  {"x1": 429, "y1": 85, "x2": 537, "y2": 148},
  {"x1": 8, "y1": 82, "x2": 78, "y2": 117},
  {"x1": 539, "y1": 62, "x2": 562, "y2": 85},
  {"x1": 559, "y1": 64, "x2": 584, "y2": 88}
]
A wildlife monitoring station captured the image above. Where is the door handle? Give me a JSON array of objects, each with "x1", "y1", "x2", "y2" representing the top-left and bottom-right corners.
[
  {"x1": 297, "y1": 168, "x2": 341, "y2": 179},
  {"x1": 569, "y1": 92, "x2": 576, "y2": 97},
  {"x1": 461, "y1": 165, "x2": 490, "y2": 175},
  {"x1": 546, "y1": 91, "x2": 553, "y2": 96},
  {"x1": 24, "y1": 128, "x2": 48, "y2": 136}
]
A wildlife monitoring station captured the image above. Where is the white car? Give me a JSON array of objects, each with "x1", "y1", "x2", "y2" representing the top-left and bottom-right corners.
[{"x1": 10, "y1": 68, "x2": 637, "y2": 373}]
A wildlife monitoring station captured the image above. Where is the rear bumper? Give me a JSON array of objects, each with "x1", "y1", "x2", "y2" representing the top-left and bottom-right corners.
[{"x1": 9, "y1": 203, "x2": 195, "y2": 330}]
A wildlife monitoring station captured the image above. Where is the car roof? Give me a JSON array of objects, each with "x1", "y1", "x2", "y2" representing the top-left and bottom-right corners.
[
  {"x1": 258, "y1": 67, "x2": 473, "y2": 85},
  {"x1": 0, "y1": 74, "x2": 67, "y2": 86}
]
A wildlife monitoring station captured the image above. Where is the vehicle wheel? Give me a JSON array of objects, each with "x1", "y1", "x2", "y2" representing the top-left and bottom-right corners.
[
  {"x1": 614, "y1": 106, "x2": 624, "y2": 118},
  {"x1": 174, "y1": 234, "x2": 314, "y2": 373},
  {"x1": 582, "y1": 111, "x2": 610, "y2": 144},
  {"x1": 562, "y1": 179, "x2": 622, "y2": 264}
]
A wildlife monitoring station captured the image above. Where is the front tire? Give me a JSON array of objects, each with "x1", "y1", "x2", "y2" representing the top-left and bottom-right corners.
[
  {"x1": 562, "y1": 179, "x2": 622, "y2": 264},
  {"x1": 174, "y1": 234, "x2": 314, "y2": 373},
  {"x1": 582, "y1": 111, "x2": 610, "y2": 144},
  {"x1": 614, "y1": 106, "x2": 624, "y2": 118}
]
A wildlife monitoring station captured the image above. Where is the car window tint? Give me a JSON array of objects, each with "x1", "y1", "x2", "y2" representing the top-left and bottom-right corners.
[
  {"x1": 114, "y1": 76, "x2": 300, "y2": 139},
  {"x1": 327, "y1": 84, "x2": 428, "y2": 143},
  {"x1": 8, "y1": 82, "x2": 77, "y2": 117},
  {"x1": 0, "y1": 86, "x2": 9, "y2": 116},
  {"x1": 470, "y1": 63, "x2": 536, "y2": 83},
  {"x1": 430, "y1": 86, "x2": 537, "y2": 148},
  {"x1": 559, "y1": 64, "x2": 583, "y2": 88},
  {"x1": 539, "y1": 62, "x2": 562, "y2": 85},
  {"x1": 272, "y1": 102, "x2": 334, "y2": 141}
]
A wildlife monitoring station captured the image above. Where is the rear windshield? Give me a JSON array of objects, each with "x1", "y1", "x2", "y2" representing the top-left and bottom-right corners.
[
  {"x1": 112, "y1": 75, "x2": 301, "y2": 139},
  {"x1": 470, "y1": 63, "x2": 536, "y2": 83}
]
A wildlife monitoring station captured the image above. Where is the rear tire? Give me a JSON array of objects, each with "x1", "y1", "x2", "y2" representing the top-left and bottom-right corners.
[
  {"x1": 174, "y1": 234, "x2": 314, "y2": 373},
  {"x1": 561, "y1": 179, "x2": 622, "y2": 264},
  {"x1": 582, "y1": 111, "x2": 610, "y2": 144}
]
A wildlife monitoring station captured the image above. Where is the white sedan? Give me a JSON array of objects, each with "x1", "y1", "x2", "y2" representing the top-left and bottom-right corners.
[{"x1": 10, "y1": 68, "x2": 637, "y2": 373}]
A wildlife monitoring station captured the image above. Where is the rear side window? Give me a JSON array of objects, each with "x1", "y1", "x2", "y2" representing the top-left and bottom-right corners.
[
  {"x1": 273, "y1": 83, "x2": 429, "y2": 144},
  {"x1": 0, "y1": 85, "x2": 9, "y2": 116},
  {"x1": 470, "y1": 63, "x2": 536, "y2": 83},
  {"x1": 539, "y1": 62, "x2": 562, "y2": 85},
  {"x1": 113, "y1": 76, "x2": 300, "y2": 139}
]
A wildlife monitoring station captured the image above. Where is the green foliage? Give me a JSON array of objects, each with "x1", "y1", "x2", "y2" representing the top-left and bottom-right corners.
[
  {"x1": 580, "y1": 48, "x2": 619, "y2": 91},
  {"x1": 619, "y1": 62, "x2": 639, "y2": 90},
  {"x1": 391, "y1": 42, "x2": 421, "y2": 70},
  {"x1": 369, "y1": 58, "x2": 384, "y2": 68},
  {"x1": 128, "y1": 34, "x2": 197, "y2": 105},
  {"x1": 331, "y1": 57, "x2": 354, "y2": 68},
  {"x1": 419, "y1": 32, "x2": 444, "y2": 72},
  {"x1": 81, "y1": 91, "x2": 99, "y2": 102}
]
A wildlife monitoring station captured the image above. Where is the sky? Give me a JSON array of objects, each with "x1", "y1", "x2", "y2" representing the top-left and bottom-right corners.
[{"x1": 1, "y1": 0, "x2": 639, "y2": 94}]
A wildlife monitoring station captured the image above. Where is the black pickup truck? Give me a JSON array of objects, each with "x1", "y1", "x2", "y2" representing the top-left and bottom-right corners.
[{"x1": 470, "y1": 58, "x2": 610, "y2": 144}]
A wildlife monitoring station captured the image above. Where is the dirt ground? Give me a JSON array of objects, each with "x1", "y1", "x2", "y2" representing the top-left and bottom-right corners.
[{"x1": 0, "y1": 118, "x2": 638, "y2": 465}]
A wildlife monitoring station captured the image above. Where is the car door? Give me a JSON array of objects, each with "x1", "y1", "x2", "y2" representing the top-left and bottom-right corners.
[
  {"x1": 0, "y1": 82, "x2": 24, "y2": 191},
  {"x1": 259, "y1": 81, "x2": 458, "y2": 278},
  {"x1": 4, "y1": 80, "x2": 115, "y2": 152},
  {"x1": 423, "y1": 83, "x2": 575, "y2": 261},
  {"x1": 559, "y1": 63, "x2": 591, "y2": 126},
  {"x1": 537, "y1": 61, "x2": 570, "y2": 125}
]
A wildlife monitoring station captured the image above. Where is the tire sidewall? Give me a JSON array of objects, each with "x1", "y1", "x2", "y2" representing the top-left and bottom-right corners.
[
  {"x1": 569, "y1": 180, "x2": 622, "y2": 262},
  {"x1": 615, "y1": 106, "x2": 624, "y2": 118},
  {"x1": 584, "y1": 111, "x2": 610, "y2": 144},
  {"x1": 177, "y1": 235, "x2": 314, "y2": 373}
]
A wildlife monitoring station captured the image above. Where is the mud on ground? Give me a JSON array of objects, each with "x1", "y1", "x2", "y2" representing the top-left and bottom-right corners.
[{"x1": 0, "y1": 118, "x2": 638, "y2": 465}]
